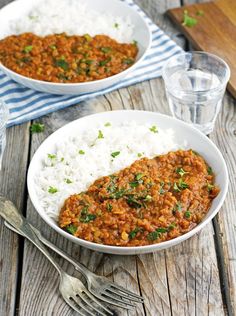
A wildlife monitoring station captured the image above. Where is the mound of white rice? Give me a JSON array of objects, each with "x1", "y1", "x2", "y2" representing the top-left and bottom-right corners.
[
  {"x1": 35, "y1": 121, "x2": 187, "y2": 220},
  {"x1": 9, "y1": 0, "x2": 134, "y2": 43}
]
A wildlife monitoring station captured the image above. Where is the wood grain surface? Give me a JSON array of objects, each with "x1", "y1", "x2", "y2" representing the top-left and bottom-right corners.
[
  {"x1": 0, "y1": 0, "x2": 235, "y2": 316},
  {"x1": 167, "y1": 0, "x2": 236, "y2": 98}
]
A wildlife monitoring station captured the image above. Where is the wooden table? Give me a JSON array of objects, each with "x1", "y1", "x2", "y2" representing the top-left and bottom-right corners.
[{"x1": 0, "y1": 0, "x2": 235, "y2": 315}]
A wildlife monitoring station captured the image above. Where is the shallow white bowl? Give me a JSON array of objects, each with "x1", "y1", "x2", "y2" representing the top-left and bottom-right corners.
[
  {"x1": 0, "y1": 0, "x2": 151, "y2": 95},
  {"x1": 27, "y1": 111, "x2": 228, "y2": 254}
]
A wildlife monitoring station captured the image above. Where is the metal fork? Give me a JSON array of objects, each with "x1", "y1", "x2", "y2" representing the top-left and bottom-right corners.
[
  {"x1": 5, "y1": 216, "x2": 144, "y2": 310},
  {"x1": 0, "y1": 196, "x2": 113, "y2": 316}
]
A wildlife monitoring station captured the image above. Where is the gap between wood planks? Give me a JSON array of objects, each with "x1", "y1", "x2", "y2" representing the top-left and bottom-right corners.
[{"x1": 13, "y1": 127, "x2": 33, "y2": 316}]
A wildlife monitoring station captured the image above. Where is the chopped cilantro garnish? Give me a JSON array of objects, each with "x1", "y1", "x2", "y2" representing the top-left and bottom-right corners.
[
  {"x1": 207, "y1": 183, "x2": 214, "y2": 192},
  {"x1": 99, "y1": 57, "x2": 111, "y2": 66},
  {"x1": 101, "y1": 47, "x2": 111, "y2": 53},
  {"x1": 66, "y1": 224, "x2": 77, "y2": 235},
  {"x1": 132, "y1": 40, "x2": 138, "y2": 46},
  {"x1": 129, "y1": 227, "x2": 141, "y2": 239},
  {"x1": 122, "y1": 58, "x2": 134, "y2": 65},
  {"x1": 50, "y1": 45, "x2": 56, "y2": 50},
  {"x1": 168, "y1": 223, "x2": 176, "y2": 230},
  {"x1": 207, "y1": 166, "x2": 213, "y2": 175},
  {"x1": 114, "y1": 23, "x2": 119, "y2": 28},
  {"x1": 79, "y1": 207, "x2": 96, "y2": 223},
  {"x1": 30, "y1": 123, "x2": 44, "y2": 134},
  {"x1": 137, "y1": 153, "x2": 143, "y2": 158},
  {"x1": 173, "y1": 182, "x2": 181, "y2": 192},
  {"x1": 136, "y1": 173, "x2": 144, "y2": 181},
  {"x1": 55, "y1": 58, "x2": 69, "y2": 71},
  {"x1": 143, "y1": 194, "x2": 152, "y2": 202},
  {"x1": 156, "y1": 227, "x2": 168, "y2": 233},
  {"x1": 184, "y1": 211, "x2": 191, "y2": 218},
  {"x1": 111, "y1": 151, "x2": 120, "y2": 158},
  {"x1": 48, "y1": 186, "x2": 58, "y2": 194},
  {"x1": 79, "y1": 150, "x2": 85, "y2": 155},
  {"x1": 98, "y1": 130, "x2": 104, "y2": 139},
  {"x1": 182, "y1": 10, "x2": 198, "y2": 27},
  {"x1": 65, "y1": 178, "x2": 73, "y2": 184},
  {"x1": 149, "y1": 125, "x2": 158, "y2": 133},
  {"x1": 84, "y1": 34, "x2": 92, "y2": 42},
  {"x1": 107, "y1": 203, "x2": 113, "y2": 211},
  {"x1": 111, "y1": 189, "x2": 127, "y2": 199},
  {"x1": 147, "y1": 231, "x2": 159, "y2": 241},
  {"x1": 159, "y1": 182, "x2": 165, "y2": 194},
  {"x1": 23, "y1": 45, "x2": 33, "y2": 53},
  {"x1": 126, "y1": 195, "x2": 142, "y2": 208},
  {"x1": 104, "y1": 122, "x2": 111, "y2": 127},
  {"x1": 60, "y1": 157, "x2": 64, "y2": 162},
  {"x1": 178, "y1": 179, "x2": 189, "y2": 189},
  {"x1": 176, "y1": 167, "x2": 188, "y2": 177},
  {"x1": 48, "y1": 154, "x2": 56, "y2": 159}
]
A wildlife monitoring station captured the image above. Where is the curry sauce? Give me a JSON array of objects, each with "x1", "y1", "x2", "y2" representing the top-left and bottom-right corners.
[
  {"x1": 59, "y1": 150, "x2": 219, "y2": 246},
  {"x1": 0, "y1": 33, "x2": 138, "y2": 83}
]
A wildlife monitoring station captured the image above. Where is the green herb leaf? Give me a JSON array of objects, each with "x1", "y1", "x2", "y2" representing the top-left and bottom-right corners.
[
  {"x1": 168, "y1": 223, "x2": 176, "y2": 230},
  {"x1": 114, "y1": 23, "x2": 119, "y2": 28},
  {"x1": 143, "y1": 194, "x2": 152, "y2": 202},
  {"x1": 207, "y1": 183, "x2": 214, "y2": 192},
  {"x1": 111, "y1": 189, "x2": 127, "y2": 199},
  {"x1": 79, "y1": 150, "x2": 85, "y2": 155},
  {"x1": 159, "y1": 181, "x2": 165, "y2": 194},
  {"x1": 132, "y1": 40, "x2": 138, "y2": 46},
  {"x1": 99, "y1": 57, "x2": 111, "y2": 66},
  {"x1": 136, "y1": 173, "x2": 144, "y2": 181},
  {"x1": 66, "y1": 224, "x2": 77, "y2": 235},
  {"x1": 104, "y1": 122, "x2": 111, "y2": 127},
  {"x1": 137, "y1": 153, "x2": 142, "y2": 158},
  {"x1": 147, "y1": 231, "x2": 159, "y2": 241},
  {"x1": 207, "y1": 166, "x2": 213, "y2": 175},
  {"x1": 149, "y1": 125, "x2": 158, "y2": 133},
  {"x1": 178, "y1": 178, "x2": 189, "y2": 189},
  {"x1": 107, "y1": 203, "x2": 113, "y2": 211},
  {"x1": 98, "y1": 130, "x2": 104, "y2": 139},
  {"x1": 30, "y1": 123, "x2": 45, "y2": 133},
  {"x1": 48, "y1": 154, "x2": 56, "y2": 159},
  {"x1": 65, "y1": 178, "x2": 73, "y2": 184},
  {"x1": 129, "y1": 227, "x2": 141, "y2": 239},
  {"x1": 84, "y1": 34, "x2": 92, "y2": 42},
  {"x1": 182, "y1": 10, "x2": 198, "y2": 27},
  {"x1": 176, "y1": 167, "x2": 188, "y2": 177},
  {"x1": 173, "y1": 182, "x2": 181, "y2": 192},
  {"x1": 111, "y1": 151, "x2": 120, "y2": 158},
  {"x1": 101, "y1": 47, "x2": 111, "y2": 53},
  {"x1": 48, "y1": 186, "x2": 58, "y2": 194},
  {"x1": 126, "y1": 195, "x2": 142, "y2": 208},
  {"x1": 122, "y1": 58, "x2": 134, "y2": 65},
  {"x1": 50, "y1": 45, "x2": 56, "y2": 50},
  {"x1": 55, "y1": 58, "x2": 69, "y2": 71},
  {"x1": 156, "y1": 227, "x2": 168, "y2": 233},
  {"x1": 23, "y1": 45, "x2": 33, "y2": 53},
  {"x1": 79, "y1": 207, "x2": 97, "y2": 223},
  {"x1": 184, "y1": 211, "x2": 191, "y2": 218},
  {"x1": 21, "y1": 57, "x2": 31, "y2": 63}
]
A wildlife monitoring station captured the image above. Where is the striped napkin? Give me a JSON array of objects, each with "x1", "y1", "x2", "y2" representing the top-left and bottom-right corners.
[{"x1": 1, "y1": 0, "x2": 183, "y2": 127}]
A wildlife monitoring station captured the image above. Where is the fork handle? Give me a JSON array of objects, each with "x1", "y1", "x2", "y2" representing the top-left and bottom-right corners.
[
  {"x1": 0, "y1": 197, "x2": 63, "y2": 276},
  {"x1": 5, "y1": 221, "x2": 94, "y2": 281}
]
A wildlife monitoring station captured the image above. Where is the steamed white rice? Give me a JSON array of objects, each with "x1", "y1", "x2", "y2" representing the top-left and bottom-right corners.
[
  {"x1": 35, "y1": 121, "x2": 187, "y2": 220},
  {"x1": 9, "y1": 0, "x2": 135, "y2": 43}
]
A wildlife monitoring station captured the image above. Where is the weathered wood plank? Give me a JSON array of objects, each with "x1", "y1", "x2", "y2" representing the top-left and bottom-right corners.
[
  {"x1": 0, "y1": 122, "x2": 30, "y2": 316},
  {"x1": 210, "y1": 93, "x2": 236, "y2": 314}
]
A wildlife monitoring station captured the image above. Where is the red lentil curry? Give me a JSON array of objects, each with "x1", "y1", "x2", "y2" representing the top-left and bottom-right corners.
[
  {"x1": 59, "y1": 150, "x2": 219, "y2": 247},
  {"x1": 0, "y1": 33, "x2": 138, "y2": 83}
]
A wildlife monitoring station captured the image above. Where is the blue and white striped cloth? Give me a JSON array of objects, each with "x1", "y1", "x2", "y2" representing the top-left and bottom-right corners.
[{"x1": 1, "y1": 0, "x2": 182, "y2": 127}]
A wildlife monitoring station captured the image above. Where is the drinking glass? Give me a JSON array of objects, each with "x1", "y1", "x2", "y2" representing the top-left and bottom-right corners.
[
  {"x1": 162, "y1": 52, "x2": 230, "y2": 134},
  {"x1": 0, "y1": 100, "x2": 8, "y2": 170}
]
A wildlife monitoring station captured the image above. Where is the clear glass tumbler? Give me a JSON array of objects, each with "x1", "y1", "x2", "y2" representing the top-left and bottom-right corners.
[
  {"x1": 0, "y1": 100, "x2": 8, "y2": 170},
  {"x1": 162, "y1": 51, "x2": 230, "y2": 134}
]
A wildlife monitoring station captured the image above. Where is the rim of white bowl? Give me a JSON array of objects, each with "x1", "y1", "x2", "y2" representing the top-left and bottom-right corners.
[{"x1": 27, "y1": 110, "x2": 229, "y2": 254}]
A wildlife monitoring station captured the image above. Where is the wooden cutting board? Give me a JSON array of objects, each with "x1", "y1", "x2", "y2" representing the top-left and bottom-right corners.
[{"x1": 167, "y1": 0, "x2": 236, "y2": 98}]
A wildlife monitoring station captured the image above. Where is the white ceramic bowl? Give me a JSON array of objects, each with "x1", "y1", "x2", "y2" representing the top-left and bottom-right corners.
[
  {"x1": 0, "y1": 0, "x2": 151, "y2": 95},
  {"x1": 27, "y1": 110, "x2": 228, "y2": 255}
]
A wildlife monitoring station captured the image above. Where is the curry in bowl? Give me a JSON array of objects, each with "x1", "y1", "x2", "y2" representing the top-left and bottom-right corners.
[
  {"x1": 0, "y1": 33, "x2": 138, "y2": 83},
  {"x1": 59, "y1": 150, "x2": 219, "y2": 247}
]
